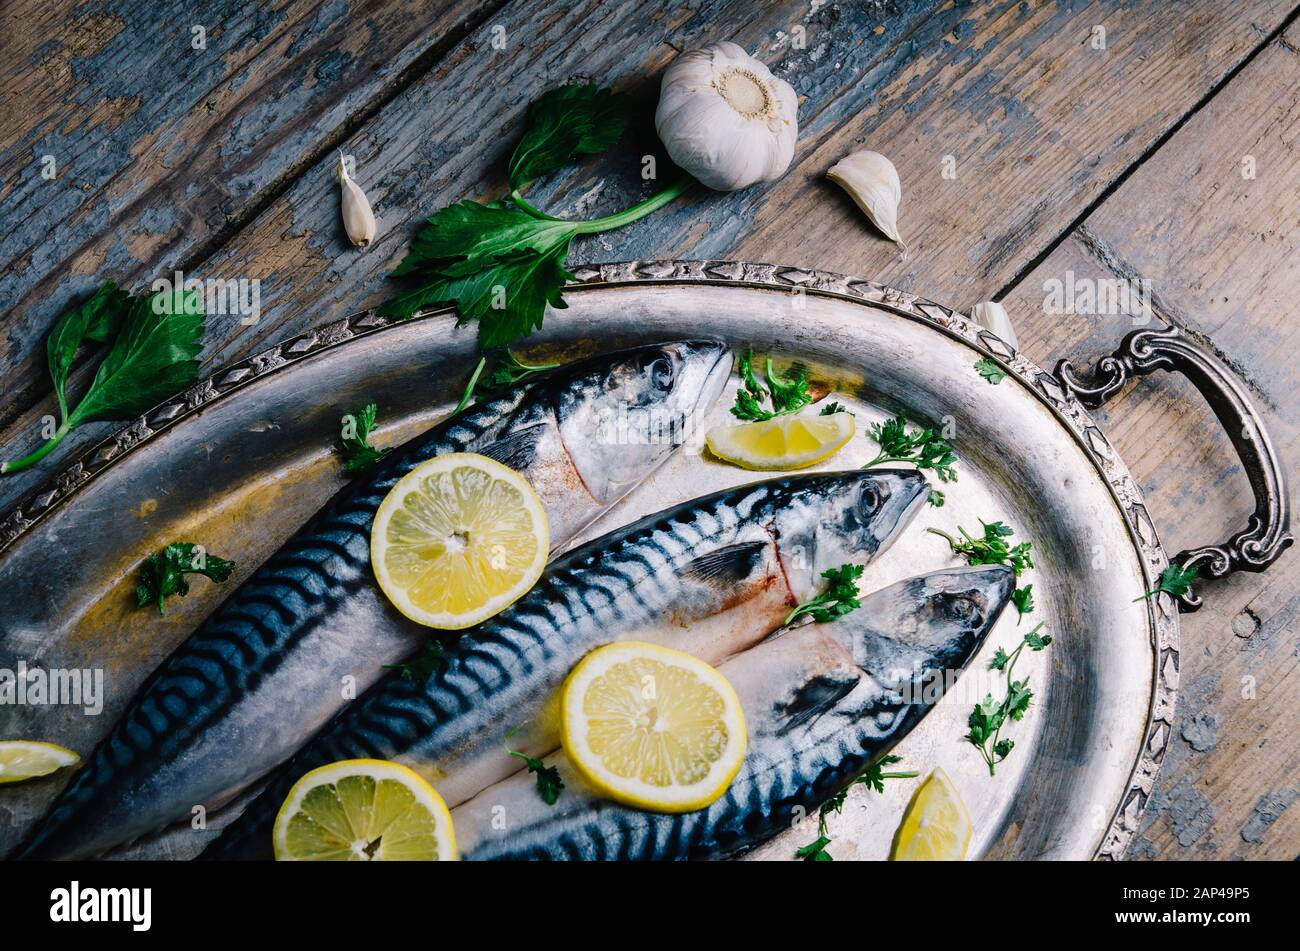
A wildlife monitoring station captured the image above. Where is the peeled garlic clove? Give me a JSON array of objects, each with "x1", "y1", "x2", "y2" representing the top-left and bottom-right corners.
[
  {"x1": 827, "y1": 150, "x2": 905, "y2": 252},
  {"x1": 337, "y1": 154, "x2": 376, "y2": 248},
  {"x1": 655, "y1": 41, "x2": 798, "y2": 192},
  {"x1": 970, "y1": 301, "x2": 1019, "y2": 350}
]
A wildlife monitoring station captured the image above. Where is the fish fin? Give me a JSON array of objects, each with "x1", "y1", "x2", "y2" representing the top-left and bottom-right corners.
[
  {"x1": 775, "y1": 670, "x2": 860, "y2": 736},
  {"x1": 678, "y1": 540, "x2": 768, "y2": 588},
  {"x1": 477, "y1": 424, "x2": 546, "y2": 470}
]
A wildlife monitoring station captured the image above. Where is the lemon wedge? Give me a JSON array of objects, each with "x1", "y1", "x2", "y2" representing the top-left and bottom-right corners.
[
  {"x1": 371, "y1": 452, "x2": 549, "y2": 630},
  {"x1": 0, "y1": 741, "x2": 79, "y2": 784},
  {"x1": 560, "y1": 642, "x2": 747, "y2": 813},
  {"x1": 705, "y1": 410, "x2": 854, "y2": 470},
  {"x1": 273, "y1": 759, "x2": 456, "y2": 861},
  {"x1": 890, "y1": 767, "x2": 972, "y2": 860}
]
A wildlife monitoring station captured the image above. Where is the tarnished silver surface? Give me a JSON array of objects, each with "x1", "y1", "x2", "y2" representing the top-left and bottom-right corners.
[{"x1": 0, "y1": 261, "x2": 1210, "y2": 860}]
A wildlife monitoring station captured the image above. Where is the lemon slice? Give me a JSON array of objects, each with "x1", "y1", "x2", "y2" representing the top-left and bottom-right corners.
[
  {"x1": 273, "y1": 759, "x2": 456, "y2": 861},
  {"x1": 371, "y1": 452, "x2": 549, "y2": 630},
  {"x1": 890, "y1": 767, "x2": 972, "y2": 860},
  {"x1": 0, "y1": 741, "x2": 79, "y2": 784},
  {"x1": 705, "y1": 410, "x2": 854, "y2": 470},
  {"x1": 560, "y1": 642, "x2": 747, "y2": 812}
]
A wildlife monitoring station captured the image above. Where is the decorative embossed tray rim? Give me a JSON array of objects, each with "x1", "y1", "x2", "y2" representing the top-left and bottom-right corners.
[{"x1": 0, "y1": 260, "x2": 1177, "y2": 860}]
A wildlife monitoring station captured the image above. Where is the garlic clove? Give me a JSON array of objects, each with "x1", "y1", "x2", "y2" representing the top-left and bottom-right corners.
[
  {"x1": 655, "y1": 42, "x2": 798, "y2": 192},
  {"x1": 827, "y1": 150, "x2": 905, "y2": 253},
  {"x1": 337, "y1": 153, "x2": 377, "y2": 248},
  {"x1": 970, "y1": 301, "x2": 1019, "y2": 350}
]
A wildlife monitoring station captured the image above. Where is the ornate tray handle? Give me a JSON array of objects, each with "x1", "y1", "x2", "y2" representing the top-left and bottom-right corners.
[{"x1": 1056, "y1": 326, "x2": 1293, "y2": 611}]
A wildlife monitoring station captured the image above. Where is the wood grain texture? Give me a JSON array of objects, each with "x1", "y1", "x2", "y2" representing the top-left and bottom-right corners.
[
  {"x1": 1003, "y1": 21, "x2": 1300, "y2": 860},
  {"x1": 0, "y1": 0, "x2": 499, "y2": 431}
]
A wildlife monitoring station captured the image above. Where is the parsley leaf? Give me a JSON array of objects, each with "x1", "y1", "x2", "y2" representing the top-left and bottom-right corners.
[
  {"x1": 508, "y1": 84, "x2": 631, "y2": 190},
  {"x1": 45, "y1": 280, "x2": 132, "y2": 422},
  {"x1": 928, "y1": 490, "x2": 946, "y2": 507},
  {"x1": 5, "y1": 288, "x2": 205, "y2": 475},
  {"x1": 729, "y1": 349, "x2": 814, "y2": 421},
  {"x1": 864, "y1": 412, "x2": 958, "y2": 482},
  {"x1": 819, "y1": 401, "x2": 851, "y2": 416},
  {"x1": 337, "y1": 403, "x2": 388, "y2": 474},
  {"x1": 135, "y1": 542, "x2": 236, "y2": 614},
  {"x1": 927, "y1": 519, "x2": 1033, "y2": 575},
  {"x1": 1011, "y1": 584, "x2": 1035, "y2": 622},
  {"x1": 455, "y1": 349, "x2": 562, "y2": 413},
  {"x1": 974, "y1": 357, "x2": 1006, "y2": 384},
  {"x1": 795, "y1": 754, "x2": 917, "y2": 860},
  {"x1": 385, "y1": 638, "x2": 445, "y2": 682},
  {"x1": 1135, "y1": 563, "x2": 1199, "y2": 602},
  {"x1": 509, "y1": 751, "x2": 565, "y2": 805},
  {"x1": 784, "y1": 563, "x2": 864, "y2": 625},
  {"x1": 967, "y1": 622, "x2": 1052, "y2": 774}
]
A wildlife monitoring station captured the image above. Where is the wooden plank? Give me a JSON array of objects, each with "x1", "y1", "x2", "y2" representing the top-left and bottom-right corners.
[
  {"x1": 1001, "y1": 22, "x2": 1300, "y2": 859},
  {"x1": 0, "y1": 0, "x2": 501, "y2": 430},
  {"x1": 4, "y1": 0, "x2": 1291, "y2": 515}
]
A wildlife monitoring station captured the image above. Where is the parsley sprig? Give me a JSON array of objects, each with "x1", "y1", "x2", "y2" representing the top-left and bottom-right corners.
[
  {"x1": 967, "y1": 623, "x2": 1052, "y2": 774},
  {"x1": 1135, "y1": 563, "x2": 1198, "y2": 602},
  {"x1": 863, "y1": 413, "x2": 957, "y2": 482},
  {"x1": 974, "y1": 357, "x2": 1005, "y2": 384},
  {"x1": 730, "y1": 349, "x2": 815, "y2": 421},
  {"x1": 784, "y1": 563, "x2": 864, "y2": 626},
  {"x1": 2, "y1": 285, "x2": 205, "y2": 475},
  {"x1": 135, "y1": 542, "x2": 235, "y2": 614},
  {"x1": 385, "y1": 638, "x2": 446, "y2": 682},
  {"x1": 455, "y1": 349, "x2": 562, "y2": 413},
  {"x1": 795, "y1": 755, "x2": 918, "y2": 860},
  {"x1": 337, "y1": 403, "x2": 388, "y2": 474},
  {"x1": 379, "y1": 83, "x2": 693, "y2": 348},
  {"x1": 1011, "y1": 583, "x2": 1034, "y2": 622},
  {"x1": 508, "y1": 750, "x2": 566, "y2": 806},
  {"x1": 927, "y1": 520, "x2": 1033, "y2": 575}
]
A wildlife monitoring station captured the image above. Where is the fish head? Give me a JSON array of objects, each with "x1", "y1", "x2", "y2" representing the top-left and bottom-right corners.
[
  {"x1": 555, "y1": 340, "x2": 731, "y2": 502},
  {"x1": 847, "y1": 564, "x2": 1017, "y2": 689},
  {"x1": 771, "y1": 469, "x2": 930, "y2": 600}
]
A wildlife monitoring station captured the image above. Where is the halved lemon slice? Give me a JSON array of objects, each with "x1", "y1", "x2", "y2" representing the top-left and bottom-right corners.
[
  {"x1": 705, "y1": 410, "x2": 854, "y2": 470},
  {"x1": 0, "y1": 741, "x2": 79, "y2": 784},
  {"x1": 890, "y1": 767, "x2": 971, "y2": 860},
  {"x1": 273, "y1": 759, "x2": 456, "y2": 861},
  {"x1": 371, "y1": 452, "x2": 549, "y2": 630},
  {"x1": 560, "y1": 642, "x2": 747, "y2": 813}
]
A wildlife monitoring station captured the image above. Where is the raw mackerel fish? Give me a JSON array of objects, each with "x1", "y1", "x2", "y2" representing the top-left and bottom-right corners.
[
  {"x1": 14, "y1": 340, "x2": 731, "y2": 860},
  {"x1": 203, "y1": 468, "x2": 932, "y2": 859},
  {"x1": 455, "y1": 564, "x2": 1015, "y2": 860}
]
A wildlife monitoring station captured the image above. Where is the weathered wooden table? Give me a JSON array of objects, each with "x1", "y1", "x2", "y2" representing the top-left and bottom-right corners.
[{"x1": 1, "y1": 1, "x2": 1295, "y2": 859}]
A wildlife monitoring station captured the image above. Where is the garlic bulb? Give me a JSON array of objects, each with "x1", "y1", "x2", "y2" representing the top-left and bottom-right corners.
[
  {"x1": 827, "y1": 150, "x2": 905, "y2": 252},
  {"x1": 970, "y1": 301, "x2": 1019, "y2": 350},
  {"x1": 655, "y1": 41, "x2": 798, "y2": 191},
  {"x1": 337, "y1": 153, "x2": 376, "y2": 248}
]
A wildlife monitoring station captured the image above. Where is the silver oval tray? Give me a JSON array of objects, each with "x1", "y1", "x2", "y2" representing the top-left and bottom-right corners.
[{"x1": 2, "y1": 261, "x2": 1288, "y2": 861}]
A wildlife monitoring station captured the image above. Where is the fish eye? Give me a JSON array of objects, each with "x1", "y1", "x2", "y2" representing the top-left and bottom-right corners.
[
  {"x1": 937, "y1": 591, "x2": 986, "y2": 628},
  {"x1": 647, "y1": 356, "x2": 675, "y2": 392},
  {"x1": 857, "y1": 482, "x2": 886, "y2": 519}
]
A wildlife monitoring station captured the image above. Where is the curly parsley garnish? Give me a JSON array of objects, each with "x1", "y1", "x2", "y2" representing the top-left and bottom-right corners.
[
  {"x1": 337, "y1": 403, "x2": 388, "y2": 474},
  {"x1": 927, "y1": 520, "x2": 1033, "y2": 576},
  {"x1": 135, "y1": 542, "x2": 236, "y2": 614},
  {"x1": 974, "y1": 357, "x2": 1006, "y2": 384},
  {"x1": 1135, "y1": 563, "x2": 1198, "y2": 602},
  {"x1": 863, "y1": 413, "x2": 957, "y2": 482},
  {"x1": 455, "y1": 349, "x2": 561, "y2": 413},
  {"x1": 385, "y1": 638, "x2": 446, "y2": 682},
  {"x1": 784, "y1": 563, "x2": 864, "y2": 626},
  {"x1": 509, "y1": 750, "x2": 565, "y2": 805},
  {"x1": 730, "y1": 349, "x2": 815, "y2": 422},
  {"x1": 795, "y1": 755, "x2": 918, "y2": 860},
  {"x1": 968, "y1": 623, "x2": 1052, "y2": 774}
]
